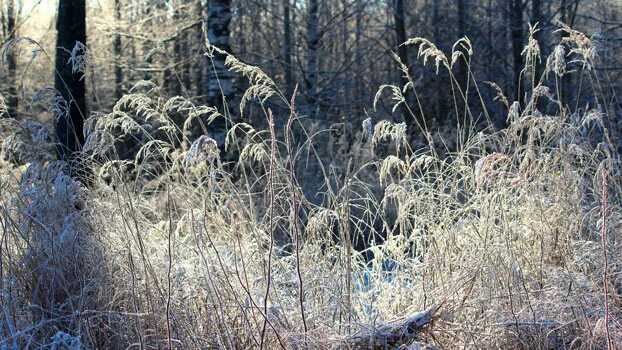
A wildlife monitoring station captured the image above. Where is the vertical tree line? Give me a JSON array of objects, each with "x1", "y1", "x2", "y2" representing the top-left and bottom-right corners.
[
  {"x1": 54, "y1": 0, "x2": 87, "y2": 159},
  {"x1": 1, "y1": 0, "x2": 18, "y2": 117},
  {"x1": 0, "y1": 0, "x2": 619, "y2": 153},
  {"x1": 509, "y1": 0, "x2": 525, "y2": 104},
  {"x1": 207, "y1": 0, "x2": 234, "y2": 112},
  {"x1": 393, "y1": 0, "x2": 415, "y2": 134},
  {"x1": 113, "y1": 0, "x2": 123, "y2": 100},
  {"x1": 305, "y1": 0, "x2": 320, "y2": 120}
]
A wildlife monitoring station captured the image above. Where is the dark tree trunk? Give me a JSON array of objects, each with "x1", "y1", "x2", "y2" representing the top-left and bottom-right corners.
[
  {"x1": 6, "y1": 0, "x2": 18, "y2": 117},
  {"x1": 341, "y1": 0, "x2": 349, "y2": 114},
  {"x1": 354, "y1": 0, "x2": 363, "y2": 106},
  {"x1": 306, "y1": 0, "x2": 320, "y2": 120},
  {"x1": 509, "y1": 0, "x2": 524, "y2": 103},
  {"x1": 393, "y1": 0, "x2": 415, "y2": 133},
  {"x1": 530, "y1": 0, "x2": 546, "y2": 113},
  {"x1": 283, "y1": 0, "x2": 294, "y2": 94},
  {"x1": 181, "y1": 34, "x2": 191, "y2": 95},
  {"x1": 206, "y1": 0, "x2": 233, "y2": 147},
  {"x1": 142, "y1": 4, "x2": 153, "y2": 81},
  {"x1": 195, "y1": 0, "x2": 205, "y2": 102},
  {"x1": 559, "y1": 0, "x2": 580, "y2": 107},
  {"x1": 54, "y1": 0, "x2": 87, "y2": 159},
  {"x1": 170, "y1": 13, "x2": 182, "y2": 96},
  {"x1": 433, "y1": 0, "x2": 443, "y2": 123},
  {"x1": 237, "y1": 0, "x2": 247, "y2": 57},
  {"x1": 393, "y1": 0, "x2": 409, "y2": 81},
  {"x1": 167, "y1": 4, "x2": 182, "y2": 97},
  {"x1": 456, "y1": 0, "x2": 470, "y2": 126},
  {"x1": 113, "y1": 0, "x2": 123, "y2": 101},
  {"x1": 531, "y1": 0, "x2": 543, "y2": 47},
  {"x1": 172, "y1": 38, "x2": 182, "y2": 96},
  {"x1": 531, "y1": 0, "x2": 546, "y2": 80},
  {"x1": 457, "y1": 0, "x2": 468, "y2": 92},
  {"x1": 207, "y1": 0, "x2": 234, "y2": 110}
]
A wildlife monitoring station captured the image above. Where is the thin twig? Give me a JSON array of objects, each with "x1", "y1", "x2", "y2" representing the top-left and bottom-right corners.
[
  {"x1": 166, "y1": 187, "x2": 173, "y2": 350},
  {"x1": 600, "y1": 166, "x2": 612, "y2": 350},
  {"x1": 285, "y1": 85, "x2": 308, "y2": 338},
  {"x1": 260, "y1": 108, "x2": 277, "y2": 349}
]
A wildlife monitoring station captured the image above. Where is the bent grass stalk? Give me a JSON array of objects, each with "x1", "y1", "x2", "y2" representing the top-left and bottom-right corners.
[{"x1": 0, "y1": 26, "x2": 620, "y2": 349}]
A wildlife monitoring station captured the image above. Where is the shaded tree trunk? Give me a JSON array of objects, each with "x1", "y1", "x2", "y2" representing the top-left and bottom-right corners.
[
  {"x1": 306, "y1": 0, "x2": 320, "y2": 120},
  {"x1": 456, "y1": 0, "x2": 470, "y2": 126},
  {"x1": 393, "y1": 0, "x2": 409, "y2": 82},
  {"x1": 169, "y1": 4, "x2": 182, "y2": 96},
  {"x1": 457, "y1": 0, "x2": 468, "y2": 92},
  {"x1": 341, "y1": 0, "x2": 349, "y2": 114},
  {"x1": 205, "y1": 0, "x2": 233, "y2": 148},
  {"x1": 354, "y1": 0, "x2": 363, "y2": 106},
  {"x1": 283, "y1": 0, "x2": 294, "y2": 94},
  {"x1": 5, "y1": 0, "x2": 18, "y2": 117},
  {"x1": 393, "y1": 0, "x2": 415, "y2": 134},
  {"x1": 433, "y1": 0, "x2": 443, "y2": 123},
  {"x1": 559, "y1": 0, "x2": 580, "y2": 107},
  {"x1": 181, "y1": 34, "x2": 191, "y2": 95},
  {"x1": 54, "y1": 0, "x2": 87, "y2": 159},
  {"x1": 237, "y1": 0, "x2": 247, "y2": 57},
  {"x1": 141, "y1": 4, "x2": 153, "y2": 81},
  {"x1": 194, "y1": 0, "x2": 205, "y2": 102},
  {"x1": 509, "y1": 0, "x2": 524, "y2": 103},
  {"x1": 531, "y1": 0, "x2": 543, "y2": 50},
  {"x1": 113, "y1": 0, "x2": 123, "y2": 101},
  {"x1": 207, "y1": 0, "x2": 233, "y2": 111},
  {"x1": 163, "y1": 4, "x2": 178, "y2": 96},
  {"x1": 530, "y1": 0, "x2": 546, "y2": 113}
]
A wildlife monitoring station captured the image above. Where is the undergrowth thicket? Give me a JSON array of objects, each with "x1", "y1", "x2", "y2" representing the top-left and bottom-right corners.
[{"x1": 0, "y1": 25, "x2": 621, "y2": 349}]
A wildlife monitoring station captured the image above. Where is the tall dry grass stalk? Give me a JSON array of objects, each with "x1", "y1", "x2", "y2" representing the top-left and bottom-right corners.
[{"x1": 0, "y1": 25, "x2": 621, "y2": 349}]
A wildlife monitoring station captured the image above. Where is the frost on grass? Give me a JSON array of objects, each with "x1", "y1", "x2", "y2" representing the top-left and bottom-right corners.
[
  {"x1": 1, "y1": 118, "x2": 55, "y2": 164},
  {"x1": 1, "y1": 28, "x2": 621, "y2": 349}
]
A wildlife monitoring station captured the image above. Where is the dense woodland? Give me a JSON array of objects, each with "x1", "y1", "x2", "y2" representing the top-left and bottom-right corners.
[
  {"x1": 1, "y1": 0, "x2": 622, "y2": 349},
  {"x1": 1, "y1": 1, "x2": 621, "y2": 138}
]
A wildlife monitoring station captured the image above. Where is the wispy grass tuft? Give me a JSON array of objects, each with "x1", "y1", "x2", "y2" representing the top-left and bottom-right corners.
[{"x1": 1, "y1": 25, "x2": 621, "y2": 349}]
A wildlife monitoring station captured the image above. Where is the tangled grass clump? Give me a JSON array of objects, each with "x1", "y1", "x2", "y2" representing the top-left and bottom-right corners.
[{"x1": 1, "y1": 25, "x2": 621, "y2": 349}]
